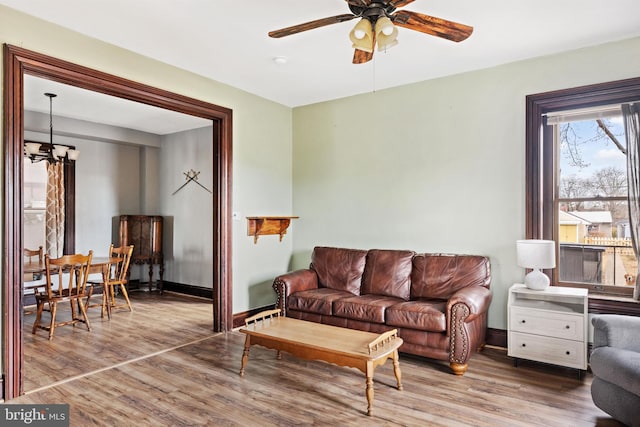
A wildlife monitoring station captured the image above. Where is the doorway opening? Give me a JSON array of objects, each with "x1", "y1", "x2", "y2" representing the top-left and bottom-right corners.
[{"x1": 3, "y1": 44, "x2": 233, "y2": 400}]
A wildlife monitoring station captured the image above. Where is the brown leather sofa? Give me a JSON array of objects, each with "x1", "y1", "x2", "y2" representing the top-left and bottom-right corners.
[{"x1": 273, "y1": 246, "x2": 492, "y2": 375}]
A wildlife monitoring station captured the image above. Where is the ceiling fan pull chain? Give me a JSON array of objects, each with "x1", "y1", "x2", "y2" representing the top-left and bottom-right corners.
[{"x1": 372, "y1": 55, "x2": 377, "y2": 94}]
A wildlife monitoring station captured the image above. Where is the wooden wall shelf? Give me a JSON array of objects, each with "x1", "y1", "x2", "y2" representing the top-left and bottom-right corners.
[{"x1": 247, "y1": 216, "x2": 298, "y2": 244}]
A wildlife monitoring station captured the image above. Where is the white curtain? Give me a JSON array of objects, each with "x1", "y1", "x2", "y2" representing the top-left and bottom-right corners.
[
  {"x1": 622, "y1": 102, "x2": 640, "y2": 300},
  {"x1": 45, "y1": 161, "x2": 65, "y2": 258}
]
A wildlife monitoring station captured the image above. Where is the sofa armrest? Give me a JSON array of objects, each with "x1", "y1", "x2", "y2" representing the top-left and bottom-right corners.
[
  {"x1": 447, "y1": 285, "x2": 492, "y2": 323},
  {"x1": 592, "y1": 314, "x2": 640, "y2": 353},
  {"x1": 272, "y1": 269, "x2": 319, "y2": 316},
  {"x1": 446, "y1": 286, "x2": 492, "y2": 371}
]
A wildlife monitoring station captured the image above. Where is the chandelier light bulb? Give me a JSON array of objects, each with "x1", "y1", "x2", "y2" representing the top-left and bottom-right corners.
[{"x1": 354, "y1": 29, "x2": 365, "y2": 39}]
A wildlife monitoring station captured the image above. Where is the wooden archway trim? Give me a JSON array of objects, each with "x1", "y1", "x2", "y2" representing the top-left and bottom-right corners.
[{"x1": 2, "y1": 44, "x2": 233, "y2": 400}]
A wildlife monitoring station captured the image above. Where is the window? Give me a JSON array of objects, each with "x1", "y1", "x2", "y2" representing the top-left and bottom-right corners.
[
  {"x1": 549, "y1": 108, "x2": 635, "y2": 292},
  {"x1": 526, "y1": 77, "x2": 640, "y2": 298},
  {"x1": 23, "y1": 158, "x2": 47, "y2": 251}
]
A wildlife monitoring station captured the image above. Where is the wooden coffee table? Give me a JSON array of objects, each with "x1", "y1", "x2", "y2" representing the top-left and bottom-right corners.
[{"x1": 239, "y1": 309, "x2": 403, "y2": 416}]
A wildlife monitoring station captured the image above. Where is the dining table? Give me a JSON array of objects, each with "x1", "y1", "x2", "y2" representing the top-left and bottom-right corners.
[
  {"x1": 24, "y1": 256, "x2": 117, "y2": 275},
  {"x1": 23, "y1": 256, "x2": 120, "y2": 318}
]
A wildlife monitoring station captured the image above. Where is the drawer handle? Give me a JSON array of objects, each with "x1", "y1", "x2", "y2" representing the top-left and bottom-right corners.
[
  {"x1": 520, "y1": 320, "x2": 526, "y2": 324},
  {"x1": 566, "y1": 351, "x2": 571, "y2": 355},
  {"x1": 521, "y1": 343, "x2": 526, "y2": 347},
  {"x1": 565, "y1": 325, "x2": 570, "y2": 329}
]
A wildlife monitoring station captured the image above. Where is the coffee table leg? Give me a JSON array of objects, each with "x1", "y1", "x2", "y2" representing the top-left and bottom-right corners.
[
  {"x1": 393, "y1": 350, "x2": 403, "y2": 390},
  {"x1": 366, "y1": 361, "x2": 374, "y2": 416},
  {"x1": 239, "y1": 336, "x2": 251, "y2": 377}
]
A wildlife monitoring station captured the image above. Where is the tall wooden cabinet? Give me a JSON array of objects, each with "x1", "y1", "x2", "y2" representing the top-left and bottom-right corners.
[{"x1": 119, "y1": 215, "x2": 164, "y2": 293}]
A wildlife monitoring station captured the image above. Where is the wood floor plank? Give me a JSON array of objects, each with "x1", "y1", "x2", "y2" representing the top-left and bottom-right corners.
[{"x1": 9, "y1": 292, "x2": 624, "y2": 426}]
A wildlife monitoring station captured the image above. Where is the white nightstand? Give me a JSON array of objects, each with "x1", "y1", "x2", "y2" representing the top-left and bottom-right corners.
[{"x1": 507, "y1": 283, "x2": 588, "y2": 376}]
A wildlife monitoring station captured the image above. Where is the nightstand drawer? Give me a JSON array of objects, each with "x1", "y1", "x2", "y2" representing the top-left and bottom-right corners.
[
  {"x1": 509, "y1": 307, "x2": 584, "y2": 341},
  {"x1": 509, "y1": 332, "x2": 586, "y2": 370}
]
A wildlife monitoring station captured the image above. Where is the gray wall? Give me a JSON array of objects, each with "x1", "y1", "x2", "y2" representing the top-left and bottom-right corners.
[{"x1": 160, "y1": 126, "x2": 214, "y2": 288}]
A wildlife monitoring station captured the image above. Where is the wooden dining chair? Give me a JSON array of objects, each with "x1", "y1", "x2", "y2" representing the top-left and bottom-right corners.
[
  {"x1": 23, "y1": 246, "x2": 45, "y2": 314},
  {"x1": 86, "y1": 244, "x2": 134, "y2": 318},
  {"x1": 23, "y1": 246, "x2": 43, "y2": 281},
  {"x1": 24, "y1": 246, "x2": 43, "y2": 262},
  {"x1": 32, "y1": 250, "x2": 93, "y2": 340}
]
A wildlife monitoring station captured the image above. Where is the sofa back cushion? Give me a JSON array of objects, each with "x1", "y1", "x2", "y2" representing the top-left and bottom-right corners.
[
  {"x1": 361, "y1": 249, "x2": 415, "y2": 300},
  {"x1": 310, "y1": 246, "x2": 368, "y2": 295},
  {"x1": 411, "y1": 254, "x2": 491, "y2": 300}
]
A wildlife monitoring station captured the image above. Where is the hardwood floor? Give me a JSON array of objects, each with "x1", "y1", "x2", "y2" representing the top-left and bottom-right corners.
[{"x1": 9, "y1": 292, "x2": 622, "y2": 426}]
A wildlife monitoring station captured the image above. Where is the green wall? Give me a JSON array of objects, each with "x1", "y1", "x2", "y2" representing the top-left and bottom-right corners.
[{"x1": 291, "y1": 36, "x2": 640, "y2": 330}]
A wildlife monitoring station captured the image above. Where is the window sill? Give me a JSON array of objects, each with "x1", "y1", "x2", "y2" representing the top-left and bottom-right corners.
[{"x1": 588, "y1": 294, "x2": 640, "y2": 315}]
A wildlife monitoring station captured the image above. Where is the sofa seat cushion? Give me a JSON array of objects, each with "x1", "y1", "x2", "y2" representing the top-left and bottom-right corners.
[
  {"x1": 386, "y1": 300, "x2": 447, "y2": 332},
  {"x1": 288, "y1": 288, "x2": 353, "y2": 316},
  {"x1": 333, "y1": 294, "x2": 404, "y2": 323},
  {"x1": 591, "y1": 346, "x2": 640, "y2": 397}
]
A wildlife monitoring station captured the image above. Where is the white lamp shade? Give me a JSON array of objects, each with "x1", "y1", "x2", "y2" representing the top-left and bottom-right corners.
[
  {"x1": 25, "y1": 142, "x2": 42, "y2": 155},
  {"x1": 516, "y1": 239, "x2": 556, "y2": 269},
  {"x1": 517, "y1": 239, "x2": 556, "y2": 290},
  {"x1": 53, "y1": 145, "x2": 69, "y2": 158},
  {"x1": 67, "y1": 149, "x2": 80, "y2": 160}
]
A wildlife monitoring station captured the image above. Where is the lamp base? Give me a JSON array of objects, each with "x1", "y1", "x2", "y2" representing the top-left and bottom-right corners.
[{"x1": 524, "y1": 269, "x2": 550, "y2": 290}]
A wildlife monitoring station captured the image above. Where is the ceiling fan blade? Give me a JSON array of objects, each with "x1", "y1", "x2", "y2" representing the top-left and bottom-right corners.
[
  {"x1": 353, "y1": 49, "x2": 373, "y2": 64},
  {"x1": 269, "y1": 14, "x2": 356, "y2": 38},
  {"x1": 392, "y1": 10, "x2": 473, "y2": 42},
  {"x1": 389, "y1": 0, "x2": 415, "y2": 7}
]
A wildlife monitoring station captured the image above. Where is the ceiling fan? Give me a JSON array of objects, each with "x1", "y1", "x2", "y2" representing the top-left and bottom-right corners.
[{"x1": 268, "y1": 0, "x2": 473, "y2": 64}]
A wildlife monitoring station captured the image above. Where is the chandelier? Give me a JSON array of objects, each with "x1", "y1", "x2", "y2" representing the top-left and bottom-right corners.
[{"x1": 24, "y1": 93, "x2": 80, "y2": 164}]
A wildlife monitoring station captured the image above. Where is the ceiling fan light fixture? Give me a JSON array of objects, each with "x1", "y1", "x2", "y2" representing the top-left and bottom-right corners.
[
  {"x1": 268, "y1": 3, "x2": 473, "y2": 64},
  {"x1": 349, "y1": 18, "x2": 374, "y2": 52},
  {"x1": 350, "y1": 18, "x2": 371, "y2": 40},
  {"x1": 375, "y1": 17, "x2": 398, "y2": 52},
  {"x1": 376, "y1": 16, "x2": 394, "y2": 36}
]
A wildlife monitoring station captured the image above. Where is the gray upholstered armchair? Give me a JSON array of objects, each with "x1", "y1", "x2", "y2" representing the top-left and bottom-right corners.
[{"x1": 590, "y1": 314, "x2": 640, "y2": 427}]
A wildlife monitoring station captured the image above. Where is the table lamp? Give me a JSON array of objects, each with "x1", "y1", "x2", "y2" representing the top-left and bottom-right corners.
[{"x1": 516, "y1": 239, "x2": 556, "y2": 290}]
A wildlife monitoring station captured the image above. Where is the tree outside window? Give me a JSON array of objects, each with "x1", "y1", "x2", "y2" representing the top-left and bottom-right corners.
[{"x1": 556, "y1": 114, "x2": 637, "y2": 290}]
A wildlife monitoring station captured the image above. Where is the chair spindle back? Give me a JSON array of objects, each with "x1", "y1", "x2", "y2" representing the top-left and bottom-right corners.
[{"x1": 44, "y1": 251, "x2": 93, "y2": 298}]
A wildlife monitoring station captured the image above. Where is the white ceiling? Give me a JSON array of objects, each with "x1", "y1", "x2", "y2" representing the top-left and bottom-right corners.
[
  {"x1": 4, "y1": 0, "x2": 640, "y2": 131},
  {"x1": 24, "y1": 75, "x2": 212, "y2": 135}
]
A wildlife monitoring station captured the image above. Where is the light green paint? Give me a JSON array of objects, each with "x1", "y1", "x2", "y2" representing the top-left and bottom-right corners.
[{"x1": 292, "y1": 36, "x2": 640, "y2": 330}]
